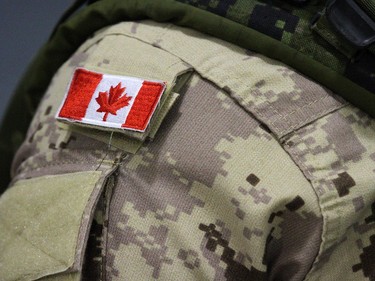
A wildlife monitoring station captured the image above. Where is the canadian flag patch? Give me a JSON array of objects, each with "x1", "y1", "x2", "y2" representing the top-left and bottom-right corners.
[{"x1": 56, "y1": 68, "x2": 167, "y2": 132}]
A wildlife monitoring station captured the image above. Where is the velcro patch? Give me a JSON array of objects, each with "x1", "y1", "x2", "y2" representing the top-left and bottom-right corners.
[{"x1": 56, "y1": 68, "x2": 167, "y2": 132}]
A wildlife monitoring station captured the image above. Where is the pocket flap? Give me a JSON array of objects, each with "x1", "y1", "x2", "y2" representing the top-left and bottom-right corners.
[{"x1": 0, "y1": 171, "x2": 107, "y2": 281}]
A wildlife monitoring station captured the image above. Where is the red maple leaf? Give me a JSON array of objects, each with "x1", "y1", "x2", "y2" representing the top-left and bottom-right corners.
[{"x1": 96, "y1": 82, "x2": 132, "y2": 121}]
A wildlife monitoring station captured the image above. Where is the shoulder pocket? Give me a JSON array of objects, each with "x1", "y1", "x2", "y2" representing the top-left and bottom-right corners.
[{"x1": 0, "y1": 168, "x2": 116, "y2": 281}]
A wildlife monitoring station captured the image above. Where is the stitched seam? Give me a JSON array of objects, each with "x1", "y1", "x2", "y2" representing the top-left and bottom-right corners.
[
  {"x1": 271, "y1": 95, "x2": 328, "y2": 136},
  {"x1": 92, "y1": 22, "x2": 350, "y2": 142},
  {"x1": 272, "y1": 96, "x2": 327, "y2": 128},
  {"x1": 22, "y1": 161, "x2": 97, "y2": 171},
  {"x1": 285, "y1": 133, "x2": 331, "y2": 281},
  {"x1": 72, "y1": 167, "x2": 118, "y2": 271},
  {"x1": 285, "y1": 135, "x2": 321, "y2": 281},
  {"x1": 16, "y1": 149, "x2": 118, "y2": 175},
  {"x1": 215, "y1": 75, "x2": 341, "y2": 139},
  {"x1": 279, "y1": 104, "x2": 343, "y2": 137},
  {"x1": 101, "y1": 169, "x2": 119, "y2": 281},
  {"x1": 285, "y1": 135, "x2": 314, "y2": 180}
]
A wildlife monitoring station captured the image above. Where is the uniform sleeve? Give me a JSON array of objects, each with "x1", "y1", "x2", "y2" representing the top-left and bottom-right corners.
[{"x1": 1, "y1": 20, "x2": 375, "y2": 281}]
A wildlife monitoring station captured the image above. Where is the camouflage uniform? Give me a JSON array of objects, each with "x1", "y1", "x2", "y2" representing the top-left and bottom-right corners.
[
  {"x1": 0, "y1": 16, "x2": 374, "y2": 281},
  {"x1": 1, "y1": 0, "x2": 375, "y2": 190}
]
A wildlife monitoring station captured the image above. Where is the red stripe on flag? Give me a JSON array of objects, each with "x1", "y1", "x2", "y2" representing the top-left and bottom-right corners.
[
  {"x1": 122, "y1": 81, "x2": 165, "y2": 131},
  {"x1": 58, "y1": 69, "x2": 102, "y2": 120}
]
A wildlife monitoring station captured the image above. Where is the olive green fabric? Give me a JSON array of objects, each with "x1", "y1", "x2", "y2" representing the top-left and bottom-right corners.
[
  {"x1": 0, "y1": 171, "x2": 101, "y2": 281},
  {"x1": 311, "y1": 14, "x2": 357, "y2": 58},
  {"x1": 1, "y1": 0, "x2": 374, "y2": 192}
]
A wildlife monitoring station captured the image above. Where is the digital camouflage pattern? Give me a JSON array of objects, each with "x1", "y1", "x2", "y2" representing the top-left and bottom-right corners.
[
  {"x1": 2, "y1": 0, "x2": 375, "y2": 192},
  {"x1": 0, "y1": 20, "x2": 374, "y2": 281},
  {"x1": 283, "y1": 105, "x2": 375, "y2": 280},
  {"x1": 177, "y1": 0, "x2": 375, "y2": 93}
]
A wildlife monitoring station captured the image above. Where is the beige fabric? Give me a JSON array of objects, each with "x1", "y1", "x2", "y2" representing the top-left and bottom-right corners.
[
  {"x1": 284, "y1": 105, "x2": 375, "y2": 280},
  {"x1": 39, "y1": 272, "x2": 81, "y2": 281},
  {"x1": 105, "y1": 72, "x2": 322, "y2": 281},
  {"x1": 98, "y1": 21, "x2": 346, "y2": 139},
  {"x1": 0, "y1": 172, "x2": 101, "y2": 281},
  {"x1": 3, "y1": 20, "x2": 374, "y2": 281}
]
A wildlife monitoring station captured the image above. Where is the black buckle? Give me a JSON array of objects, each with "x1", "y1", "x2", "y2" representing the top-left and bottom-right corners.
[{"x1": 326, "y1": 0, "x2": 375, "y2": 48}]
